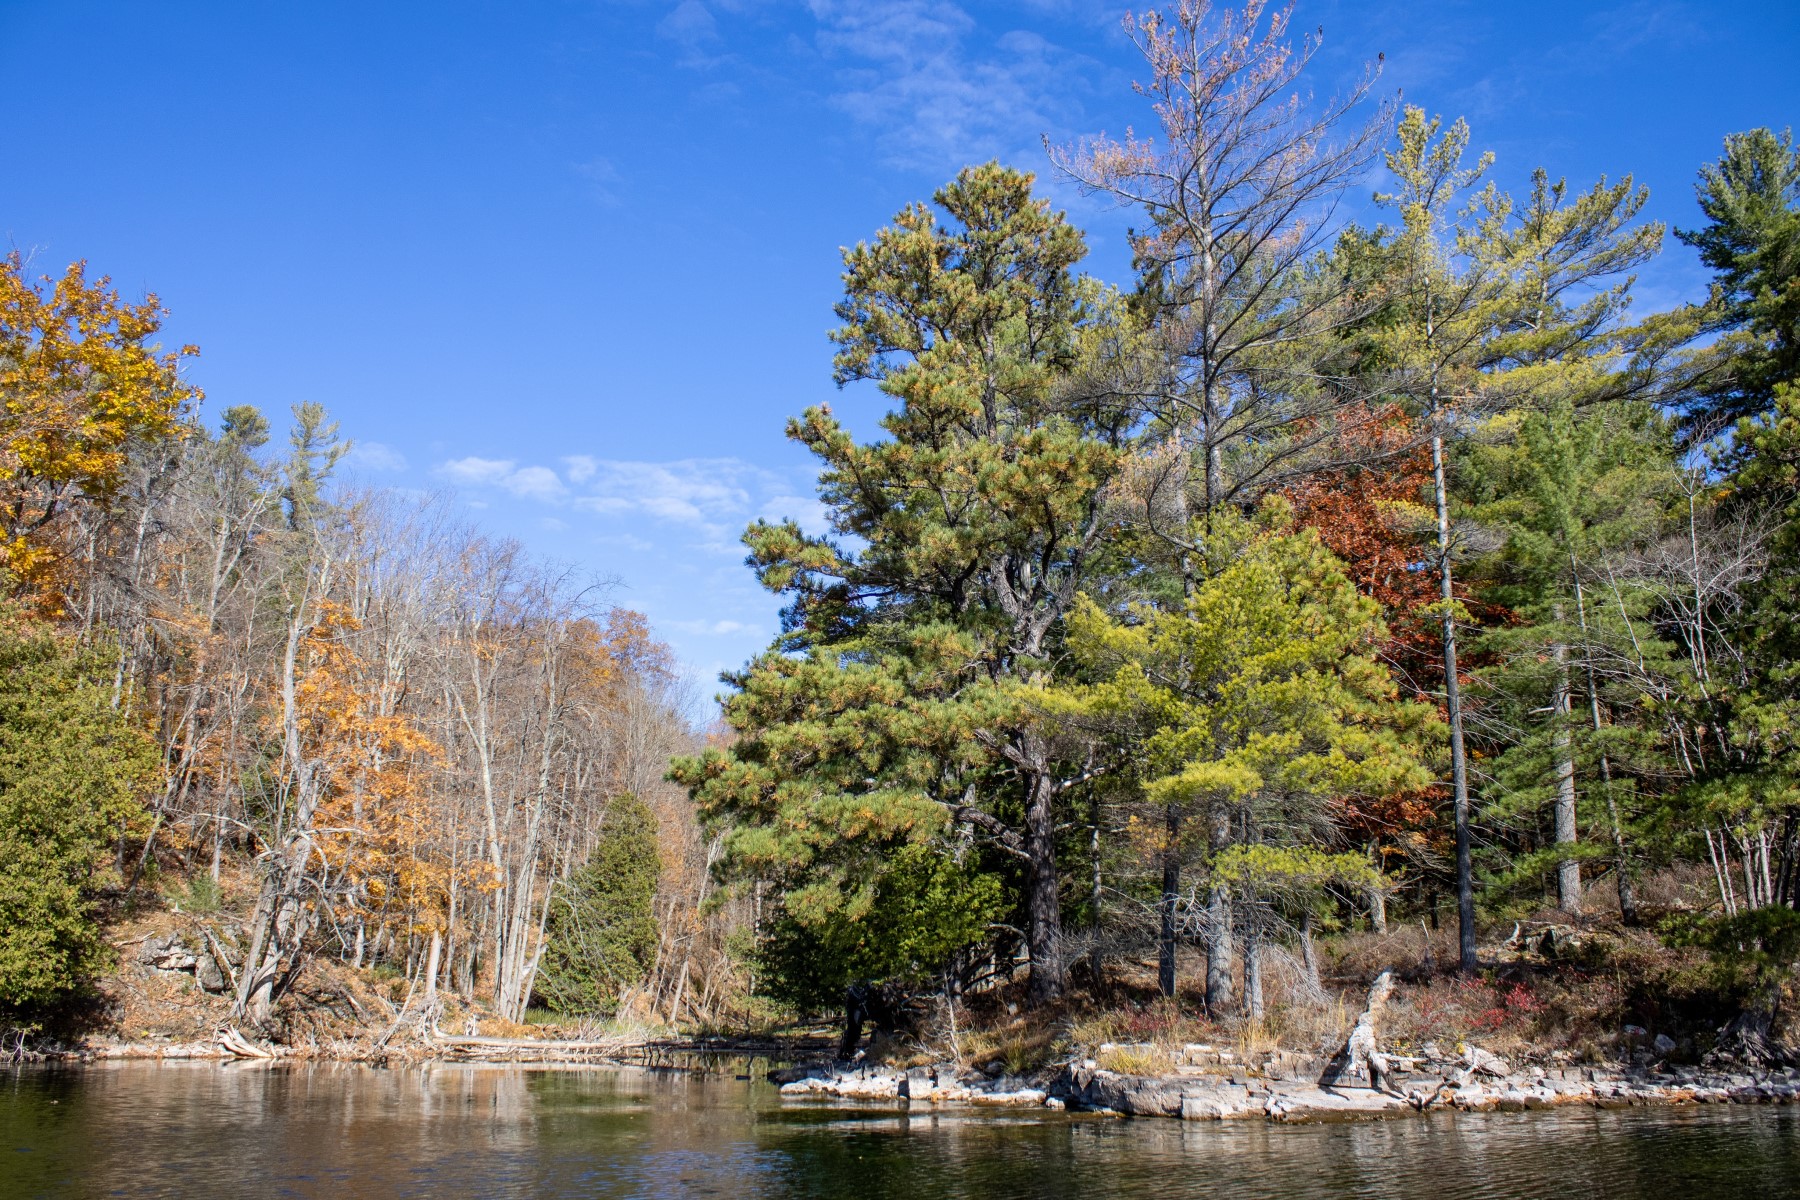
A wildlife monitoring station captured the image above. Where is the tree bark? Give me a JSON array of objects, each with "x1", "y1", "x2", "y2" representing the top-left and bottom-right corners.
[
  {"x1": 1158, "y1": 806, "x2": 1180, "y2": 998},
  {"x1": 1551, "y1": 622, "x2": 1581, "y2": 915},
  {"x1": 1023, "y1": 766, "x2": 1064, "y2": 1002},
  {"x1": 1242, "y1": 919, "x2": 1265, "y2": 1023},
  {"x1": 1430, "y1": 418, "x2": 1478, "y2": 973}
]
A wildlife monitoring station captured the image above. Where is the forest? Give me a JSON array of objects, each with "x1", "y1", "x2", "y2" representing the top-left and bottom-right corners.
[{"x1": 3, "y1": 0, "x2": 1798, "y2": 1068}]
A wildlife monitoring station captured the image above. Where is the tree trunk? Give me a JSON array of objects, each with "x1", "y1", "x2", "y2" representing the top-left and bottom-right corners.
[
  {"x1": 1242, "y1": 920, "x2": 1264, "y2": 1023},
  {"x1": 1551, "y1": 625, "x2": 1581, "y2": 915},
  {"x1": 1089, "y1": 798, "x2": 1105, "y2": 986},
  {"x1": 1204, "y1": 885, "x2": 1232, "y2": 1014},
  {"x1": 424, "y1": 929, "x2": 443, "y2": 1010},
  {"x1": 1300, "y1": 912, "x2": 1321, "y2": 994},
  {"x1": 1573, "y1": 568, "x2": 1638, "y2": 924},
  {"x1": 1023, "y1": 766, "x2": 1064, "y2": 1002},
  {"x1": 1158, "y1": 806, "x2": 1180, "y2": 998},
  {"x1": 1368, "y1": 843, "x2": 1388, "y2": 932},
  {"x1": 1431, "y1": 421, "x2": 1478, "y2": 973}
]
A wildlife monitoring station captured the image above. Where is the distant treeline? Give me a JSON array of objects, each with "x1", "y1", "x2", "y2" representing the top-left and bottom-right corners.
[{"x1": 0, "y1": 270, "x2": 739, "y2": 1027}]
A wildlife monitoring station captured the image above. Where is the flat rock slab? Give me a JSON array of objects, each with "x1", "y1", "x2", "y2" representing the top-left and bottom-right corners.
[{"x1": 777, "y1": 1061, "x2": 1800, "y2": 1125}]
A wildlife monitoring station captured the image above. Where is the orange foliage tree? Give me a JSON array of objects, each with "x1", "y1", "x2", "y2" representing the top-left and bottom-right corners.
[{"x1": 1286, "y1": 409, "x2": 1447, "y2": 881}]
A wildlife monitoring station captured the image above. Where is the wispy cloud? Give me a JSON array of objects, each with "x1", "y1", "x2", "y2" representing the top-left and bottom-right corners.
[
  {"x1": 346, "y1": 441, "x2": 408, "y2": 472},
  {"x1": 437, "y1": 456, "x2": 569, "y2": 502},
  {"x1": 665, "y1": 616, "x2": 760, "y2": 637},
  {"x1": 659, "y1": 0, "x2": 725, "y2": 66},
  {"x1": 434, "y1": 452, "x2": 827, "y2": 539},
  {"x1": 806, "y1": 0, "x2": 1093, "y2": 170},
  {"x1": 572, "y1": 157, "x2": 623, "y2": 207}
]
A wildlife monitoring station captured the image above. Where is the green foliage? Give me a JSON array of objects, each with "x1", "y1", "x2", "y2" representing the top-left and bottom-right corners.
[
  {"x1": 1662, "y1": 906, "x2": 1800, "y2": 1002},
  {"x1": 534, "y1": 792, "x2": 660, "y2": 1016},
  {"x1": 1044, "y1": 506, "x2": 1437, "y2": 894},
  {"x1": 168, "y1": 872, "x2": 222, "y2": 915},
  {"x1": 673, "y1": 163, "x2": 1128, "y2": 999},
  {"x1": 1677, "y1": 127, "x2": 1800, "y2": 425},
  {"x1": 754, "y1": 841, "x2": 1005, "y2": 1013},
  {"x1": 1465, "y1": 399, "x2": 1682, "y2": 893},
  {"x1": 0, "y1": 609, "x2": 157, "y2": 1011},
  {"x1": 1714, "y1": 383, "x2": 1800, "y2": 813}
]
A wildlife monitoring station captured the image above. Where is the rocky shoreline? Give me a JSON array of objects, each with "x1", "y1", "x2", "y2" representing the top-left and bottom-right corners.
[
  {"x1": 32, "y1": 1034, "x2": 1800, "y2": 1125},
  {"x1": 774, "y1": 1046, "x2": 1800, "y2": 1123}
]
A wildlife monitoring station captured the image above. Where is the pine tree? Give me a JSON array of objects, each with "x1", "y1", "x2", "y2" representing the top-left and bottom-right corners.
[
  {"x1": 1677, "y1": 128, "x2": 1800, "y2": 427},
  {"x1": 1039, "y1": 505, "x2": 1436, "y2": 1012},
  {"x1": 673, "y1": 164, "x2": 1129, "y2": 1002},
  {"x1": 1372, "y1": 106, "x2": 1665, "y2": 964},
  {"x1": 1466, "y1": 400, "x2": 1676, "y2": 920}
]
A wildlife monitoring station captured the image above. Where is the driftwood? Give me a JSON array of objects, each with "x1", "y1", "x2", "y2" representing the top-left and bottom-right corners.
[
  {"x1": 217, "y1": 1027, "x2": 276, "y2": 1059},
  {"x1": 435, "y1": 1034, "x2": 631, "y2": 1052},
  {"x1": 1320, "y1": 970, "x2": 1399, "y2": 1094}
]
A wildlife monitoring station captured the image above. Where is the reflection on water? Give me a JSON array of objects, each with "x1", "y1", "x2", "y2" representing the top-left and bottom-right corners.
[{"x1": 2, "y1": 1062, "x2": 1795, "y2": 1199}]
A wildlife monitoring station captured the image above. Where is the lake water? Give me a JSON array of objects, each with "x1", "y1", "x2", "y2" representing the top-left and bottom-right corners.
[{"x1": 2, "y1": 1062, "x2": 1796, "y2": 1199}]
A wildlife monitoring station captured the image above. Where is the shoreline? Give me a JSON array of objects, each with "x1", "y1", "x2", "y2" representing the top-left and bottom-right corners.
[
  {"x1": 25, "y1": 1038, "x2": 1800, "y2": 1125},
  {"x1": 779, "y1": 1057, "x2": 1800, "y2": 1122}
]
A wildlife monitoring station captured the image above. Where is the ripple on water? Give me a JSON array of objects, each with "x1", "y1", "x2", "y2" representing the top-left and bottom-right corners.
[{"x1": 0, "y1": 1063, "x2": 1795, "y2": 1199}]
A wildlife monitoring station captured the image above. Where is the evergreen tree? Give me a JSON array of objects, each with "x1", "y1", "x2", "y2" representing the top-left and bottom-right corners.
[
  {"x1": 1677, "y1": 128, "x2": 1800, "y2": 427},
  {"x1": 1466, "y1": 400, "x2": 1677, "y2": 920},
  {"x1": 0, "y1": 608, "x2": 157, "y2": 1011},
  {"x1": 1040, "y1": 505, "x2": 1436, "y2": 1012},
  {"x1": 535, "y1": 792, "x2": 660, "y2": 1016},
  {"x1": 673, "y1": 164, "x2": 1129, "y2": 1002},
  {"x1": 1371, "y1": 106, "x2": 1666, "y2": 964}
]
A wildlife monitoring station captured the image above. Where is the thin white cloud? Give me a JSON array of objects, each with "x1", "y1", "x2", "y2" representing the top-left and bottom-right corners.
[
  {"x1": 434, "y1": 452, "x2": 827, "y2": 538},
  {"x1": 665, "y1": 617, "x2": 759, "y2": 637},
  {"x1": 760, "y1": 493, "x2": 830, "y2": 535},
  {"x1": 506, "y1": 465, "x2": 568, "y2": 502},
  {"x1": 438, "y1": 456, "x2": 518, "y2": 486},
  {"x1": 572, "y1": 158, "x2": 623, "y2": 208},
  {"x1": 347, "y1": 441, "x2": 409, "y2": 472},
  {"x1": 806, "y1": 0, "x2": 1091, "y2": 170},
  {"x1": 658, "y1": 0, "x2": 728, "y2": 69},
  {"x1": 568, "y1": 458, "x2": 766, "y2": 532},
  {"x1": 436, "y1": 456, "x2": 568, "y2": 501}
]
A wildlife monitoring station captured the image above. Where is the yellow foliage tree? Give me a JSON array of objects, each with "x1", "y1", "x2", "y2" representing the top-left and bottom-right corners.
[{"x1": 0, "y1": 253, "x2": 198, "y2": 599}]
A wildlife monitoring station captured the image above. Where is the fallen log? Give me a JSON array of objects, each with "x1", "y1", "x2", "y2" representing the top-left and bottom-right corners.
[{"x1": 218, "y1": 1027, "x2": 276, "y2": 1059}]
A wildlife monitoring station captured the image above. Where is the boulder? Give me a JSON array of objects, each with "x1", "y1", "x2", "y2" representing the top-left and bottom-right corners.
[{"x1": 138, "y1": 935, "x2": 198, "y2": 974}]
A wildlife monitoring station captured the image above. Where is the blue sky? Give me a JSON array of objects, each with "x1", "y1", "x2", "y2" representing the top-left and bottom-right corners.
[{"x1": 3, "y1": 0, "x2": 1796, "y2": 696}]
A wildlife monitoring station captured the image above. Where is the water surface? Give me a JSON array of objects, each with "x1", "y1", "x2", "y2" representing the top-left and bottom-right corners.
[{"x1": 3, "y1": 1062, "x2": 1795, "y2": 1198}]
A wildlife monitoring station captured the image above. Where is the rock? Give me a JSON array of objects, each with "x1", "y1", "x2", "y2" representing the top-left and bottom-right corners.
[
  {"x1": 1043, "y1": 1096, "x2": 1065, "y2": 1111},
  {"x1": 139, "y1": 936, "x2": 198, "y2": 974},
  {"x1": 1181, "y1": 1095, "x2": 1225, "y2": 1121},
  {"x1": 1654, "y1": 1034, "x2": 1678, "y2": 1056},
  {"x1": 1462, "y1": 1044, "x2": 1510, "y2": 1077},
  {"x1": 195, "y1": 951, "x2": 228, "y2": 993},
  {"x1": 970, "y1": 1088, "x2": 1047, "y2": 1107}
]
